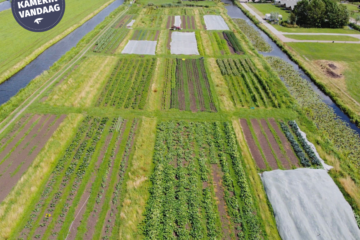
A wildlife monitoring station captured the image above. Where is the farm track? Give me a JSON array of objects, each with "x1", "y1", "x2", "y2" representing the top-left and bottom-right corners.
[
  {"x1": 0, "y1": 6, "x2": 129, "y2": 136},
  {"x1": 250, "y1": 119, "x2": 279, "y2": 169},
  {"x1": 240, "y1": 119, "x2": 266, "y2": 169},
  {"x1": 211, "y1": 164, "x2": 233, "y2": 240},
  {"x1": 260, "y1": 119, "x2": 291, "y2": 169},
  {"x1": 269, "y1": 119, "x2": 299, "y2": 167}
]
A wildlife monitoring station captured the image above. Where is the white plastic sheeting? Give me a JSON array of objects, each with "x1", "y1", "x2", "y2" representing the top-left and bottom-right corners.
[
  {"x1": 174, "y1": 16, "x2": 182, "y2": 27},
  {"x1": 293, "y1": 121, "x2": 333, "y2": 171},
  {"x1": 203, "y1": 15, "x2": 229, "y2": 30},
  {"x1": 126, "y1": 20, "x2": 135, "y2": 28},
  {"x1": 262, "y1": 169, "x2": 360, "y2": 240},
  {"x1": 170, "y1": 32, "x2": 199, "y2": 55},
  {"x1": 122, "y1": 40, "x2": 157, "y2": 55}
]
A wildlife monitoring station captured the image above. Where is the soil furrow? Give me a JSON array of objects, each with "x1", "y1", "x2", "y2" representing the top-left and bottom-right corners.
[
  {"x1": 260, "y1": 119, "x2": 291, "y2": 169},
  {"x1": 250, "y1": 119, "x2": 278, "y2": 169},
  {"x1": 211, "y1": 164, "x2": 233, "y2": 240},
  {"x1": 268, "y1": 119, "x2": 299, "y2": 167},
  {"x1": 240, "y1": 119, "x2": 266, "y2": 169}
]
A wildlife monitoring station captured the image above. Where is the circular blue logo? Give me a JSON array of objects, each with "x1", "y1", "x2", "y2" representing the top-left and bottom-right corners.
[{"x1": 12, "y1": 0, "x2": 65, "y2": 32}]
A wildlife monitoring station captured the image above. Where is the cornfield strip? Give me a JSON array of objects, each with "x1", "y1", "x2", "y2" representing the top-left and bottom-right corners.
[{"x1": 93, "y1": 28, "x2": 129, "y2": 54}]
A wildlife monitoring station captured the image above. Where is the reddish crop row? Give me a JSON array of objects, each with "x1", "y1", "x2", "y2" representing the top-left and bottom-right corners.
[{"x1": 165, "y1": 58, "x2": 217, "y2": 112}]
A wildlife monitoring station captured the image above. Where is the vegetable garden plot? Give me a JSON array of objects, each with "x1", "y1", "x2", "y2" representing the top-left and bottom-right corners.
[
  {"x1": 240, "y1": 119, "x2": 299, "y2": 170},
  {"x1": 167, "y1": 7, "x2": 194, "y2": 15},
  {"x1": 162, "y1": 58, "x2": 217, "y2": 112},
  {"x1": 113, "y1": 15, "x2": 135, "y2": 29},
  {"x1": 203, "y1": 15, "x2": 229, "y2": 30},
  {"x1": 216, "y1": 58, "x2": 286, "y2": 108},
  {"x1": 96, "y1": 58, "x2": 156, "y2": 109},
  {"x1": 121, "y1": 40, "x2": 157, "y2": 55},
  {"x1": 143, "y1": 121, "x2": 265, "y2": 240},
  {"x1": 262, "y1": 169, "x2": 360, "y2": 240},
  {"x1": 93, "y1": 28, "x2": 129, "y2": 54},
  {"x1": 0, "y1": 114, "x2": 66, "y2": 203},
  {"x1": 15, "y1": 117, "x2": 139, "y2": 240},
  {"x1": 131, "y1": 30, "x2": 160, "y2": 41},
  {"x1": 166, "y1": 15, "x2": 196, "y2": 29},
  {"x1": 137, "y1": 14, "x2": 164, "y2": 28},
  {"x1": 198, "y1": 8, "x2": 220, "y2": 15},
  {"x1": 207, "y1": 31, "x2": 243, "y2": 55},
  {"x1": 170, "y1": 32, "x2": 199, "y2": 55}
]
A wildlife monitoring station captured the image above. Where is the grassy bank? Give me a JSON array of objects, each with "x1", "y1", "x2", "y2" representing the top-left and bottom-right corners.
[{"x1": 0, "y1": 0, "x2": 116, "y2": 84}]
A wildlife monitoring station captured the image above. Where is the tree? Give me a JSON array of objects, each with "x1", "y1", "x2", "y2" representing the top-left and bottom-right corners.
[
  {"x1": 307, "y1": 0, "x2": 325, "y2": 27},
  {"x1": 293, "y1": 0, "x2": 349, "y2": 28}
]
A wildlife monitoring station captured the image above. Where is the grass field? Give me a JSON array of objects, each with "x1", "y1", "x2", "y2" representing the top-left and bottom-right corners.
[
  {"x1": 0, "y1": 2, "x2": 359, "y2": 240},
  {"x1": 287, "y1": 42, "x2": 360, "y2": 103},
  {"x1": 248, "y1": 3, "x2": 290, "y2": 20},
  {"x1": 273, "y1": 24, "x2": 358, "y2": 33},
  {"x1": 285, "y1": 34, "x2": 360, "y2": 41},
  {"x1": 0, "y1": 0, "x2": 115, "y2": 84},
  {"x1": 343, "y1": 3, "x2": 360, "y2": 18}
]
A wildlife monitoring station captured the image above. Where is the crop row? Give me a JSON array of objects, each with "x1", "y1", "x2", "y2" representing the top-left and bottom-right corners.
[
  {"x1": 17, "y1": 117, "x2": 108, "y2": 239},
  {"x1": 232, "y1": 18, "x2": 271, "y2": 52},
  {"x1": 132, "y1": 30, "x2": 160, "y2": 41},
  {"x1": 208, "y1": 31, "x2": 231, "y2": 55},
  {"x1": 267, "y1": 56, "x2": 360, "y2": 170},
  {"x1": 223, "y1": 31, "x2": 243, "y2": 54},
  {"x1": 143, "y1": 121, "x2": 264, "y2": 239},
  {"x1": 166, "y1": 58, "x2": 217, "y2": 112},
  {"x1": 280, "y1": 122, "x2": 311, "y2": 167},
  {"x1": 93, "y1": 28, "x2": 129, "y2": 54},
  {"x1": 288, "y1": 121, "x2": 321, "y2": 166},
  {"x1": 112, "y1": 14, "x2": 135, "y2": 29},
  {"x1": 217, "y1": 58, "x2": 280, "y2": 108},
  {"x1": 97, "y1": 58, "x2": 156, "y2": 109}
]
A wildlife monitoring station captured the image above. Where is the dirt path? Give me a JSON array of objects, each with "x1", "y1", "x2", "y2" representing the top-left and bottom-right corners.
[
  {"x1": 251, "y1": 119, "x2": 278, "y2": 169},
  {"x1": 211, "y1": 164, "x2": 233, "y2": 240},
  {"x1": 260, "y1": 119, "x2": 291, "y2": 169},
  {"x1": 268, "y1": 119, "x2": 299, "y2": 167},
  {"x1": 0, "y1": 7, "x2": 129, "y2": 137},
  {"x1": 240, "y1": 119, "x2": 266, "y2": 169}
]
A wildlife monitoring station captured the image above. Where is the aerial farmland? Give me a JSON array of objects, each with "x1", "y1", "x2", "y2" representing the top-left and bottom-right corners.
[{"x1": 0, "y1": 0, "x2": 360, "y2": 239}]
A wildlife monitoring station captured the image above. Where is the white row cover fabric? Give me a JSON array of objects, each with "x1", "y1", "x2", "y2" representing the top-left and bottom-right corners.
[
  {"x1": 122, "y1": 40, "x2": 157, "y2": 55},
  {"x1": 203, "y1": 15, "x2": 229, "y2": 30},
  {"x1": 293, "y1": 121, "x2": 333, "y2": 171},
  {"x1": 126, "y1": 20, "x2": 135, "y2": 28},
  {"x1": 170, "y1": 32, "x2": 199, "y2": 55},
  {"x1": 174, "y1": 16, "x2": 182, "y2": 27},
  {"x1": 262, "y1": 169, "x2": 360, "y2": 240}
]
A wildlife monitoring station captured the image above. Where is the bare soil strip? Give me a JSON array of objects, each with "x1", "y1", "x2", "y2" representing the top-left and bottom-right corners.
[
  {"x1": 0, "y1": 114, "x2": 40, "y2": 163},
  {"x1": 166, "y1": 16, "x2": 171, "y2": 29},
  {"x1": 260, "y1": 119, "x2": 291, "y2": 169},
  {"x1": 211, "y1": 164, "x2": 233, "y2": 240},
  {"x1": 0, "y1": 114, "x2": 31, "y2": 149},
  {"x1": 250, "y1": 119, "x2": 278, "y2": 169},
  {"x1": 0, "y1": 114, "x2": 47, "y2": 175},
  {"x1": 268, "y1": 119, "x2": 299, "y2": 167},
  {"x1": 0, "y1": 115, "x2": 64, "y2": 202},
  {"x1": 240, "y1": 119, "x2": 266, "y2": 169}
]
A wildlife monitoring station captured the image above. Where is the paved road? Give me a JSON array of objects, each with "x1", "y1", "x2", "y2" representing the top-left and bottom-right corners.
[{"x1": 240, "y1": 3, "x2": 360, "y2": 44}]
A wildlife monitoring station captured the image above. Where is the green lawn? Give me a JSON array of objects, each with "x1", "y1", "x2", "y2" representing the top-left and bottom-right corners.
[
  {"x1": 248, "y1": 3, "x2": 290, "y2": 20},
  {"x1": 273, "y1": 24, "x2": 358, "y2": 34},
  {"x1": 343, "y1": 3, "x2": 360, "y2": 19},
  {"x1": 137, "y1": 0, "x2": 216, "y2": 5},
  {"x1": 285, "y1": 34, "x2": 360, "y2": 41},
  {"x1": 287, "y1": 42, "x2": 360, "y2": 102},
  {"x1": 0, "y1": 0, "x2": 114, "y2": 82}
]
